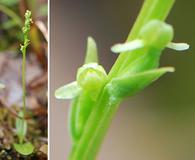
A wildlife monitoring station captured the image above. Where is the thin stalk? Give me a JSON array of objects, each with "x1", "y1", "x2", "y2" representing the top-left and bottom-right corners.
[
  {"x1": 22, "y1": 48, "x2": 26, "y2": 115},
  {"x1": 69, "y1": 90, "x2": 120, "y2": 160},
  {"x1": 69, "y1": 0, "x2": 176, "y2": 159},
  {"x1": 19, "y1": 10, "x2": 32, "y2": 143},
  {"x1": 20, "y1": 10, "x2": 32, "y2": 114}
]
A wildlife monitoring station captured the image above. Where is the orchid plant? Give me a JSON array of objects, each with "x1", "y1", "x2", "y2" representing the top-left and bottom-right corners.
[
  {"x1": 13, "y1": 10, "x2": 35, "y2": 156},
  {"x1": 55, "y1": 0, "x2": 189, "y2": 159}
]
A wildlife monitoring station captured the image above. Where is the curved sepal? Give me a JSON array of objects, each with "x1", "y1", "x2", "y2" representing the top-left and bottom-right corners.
[
  {"x1": 55, "y1": 81, "x2": 82, "y2": 100},
  {"x1": 84, "y1": 37, "x2": 98, "y2": 64},
  {"x1": 106, "y1": 67, "x2": 175, "y2": 99},
  {"x1": 111, "y1": 39, "x2": 144, "y2": 53},
  {"x1": 167, "y1": 42, "x2": 189, "y2": 51}
]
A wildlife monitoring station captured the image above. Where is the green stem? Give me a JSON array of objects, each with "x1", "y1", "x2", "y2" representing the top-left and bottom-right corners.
[
  {"x1": 22, "y1": 49, "x2": 26, "y2": 115},
  {"x1": 20, "y1": 10, "x2": 31, "y2": 119},
  {"x1": 69, "y1": 90, "x2": 120, "y2": 160},
  {"x1": 69, "y1": 0, "x2": 175, "y2": 159}
]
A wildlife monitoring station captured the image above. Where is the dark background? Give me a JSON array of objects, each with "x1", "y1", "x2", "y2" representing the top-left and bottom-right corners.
[{"x1": 51, "y1": 1, "x2": 195, "y2": 159}]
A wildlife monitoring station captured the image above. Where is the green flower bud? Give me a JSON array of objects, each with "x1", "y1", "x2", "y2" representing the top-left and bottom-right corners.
[
  {"x1": 76, "y1": 63, "x2": 107, "y2": 92},
  {"x1": 139, "y1": 20, "x2": 174, "y2": 50}
]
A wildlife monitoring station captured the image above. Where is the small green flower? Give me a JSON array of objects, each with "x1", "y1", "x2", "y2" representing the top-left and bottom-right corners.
[
  {"x1": 55, "y1": 37, "x2": 107, "y2": 141},
  {"x1": 107, "y1": 20, "x2": 189, "y2": 99},
  {"x1": 77, "y1": 63, "x2": 107, "y2": 93},
  {"x1": 55, "y1": 37, "x2": 107, "y2": 101}
]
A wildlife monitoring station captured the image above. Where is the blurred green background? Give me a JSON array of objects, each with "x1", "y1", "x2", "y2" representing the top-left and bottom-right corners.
[
  {"x1": 0, "y1": 0, "x2": 47, "y2": 52},
  {"x1": 51, "y1": 0, "x2": 195, "y2": 160}
]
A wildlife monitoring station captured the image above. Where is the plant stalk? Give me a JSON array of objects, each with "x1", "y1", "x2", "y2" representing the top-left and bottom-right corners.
[
  {"x1": 69, "y1": 90, "x2": 120, "y2": 160},
  {"x1": 22, "y1": 49, "x2": 26, "y2": 115},
  {"x1": 69, "y1": 0, "x2": 176, "y2": 159}
]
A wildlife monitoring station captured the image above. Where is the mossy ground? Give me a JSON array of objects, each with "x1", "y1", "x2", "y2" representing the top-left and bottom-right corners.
[{"x1": 0, "y1": 107, "x2": 47, "y2": 159}]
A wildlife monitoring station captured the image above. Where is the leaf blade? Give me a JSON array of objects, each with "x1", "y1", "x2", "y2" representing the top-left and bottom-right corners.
[
  {"x1": 13, "y1": 142, "x2": 34, "y2": 156},
  {"x1": 15, "y1": 111, "x2": 27, "y2": 144}
]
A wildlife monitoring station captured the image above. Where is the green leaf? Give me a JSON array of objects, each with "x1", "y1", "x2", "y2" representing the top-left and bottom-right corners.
[
  {"x1": 13, "y1": 142, "x2": 34, "y2": 156},
  {"x1": 55, "y1": 81, "x2": 82, "y2": 99},
  {"x1": 84, "y1": 37, "x2": 98, "y2": 64},
  {"x1": 111, "y1": 39, "x2": 144, "y2": 53},
  {"x1": 16, "y1": 111, "x2": 27, "y2": 144},
  {"x1": 107, "y1": 67, "x2": 175, "y2": 99}
]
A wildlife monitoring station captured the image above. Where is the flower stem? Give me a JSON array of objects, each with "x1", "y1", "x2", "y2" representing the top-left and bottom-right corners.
[
  {"x1": 69, "y1": 90, "x2": 120, "y2": 160},
  {"x1": 69, "y1": 0, "x2": 176, "y2": 159},
  {"x1": 20, "y1": 10, "x2": 32, "y2": 115},
  {"x1": 22, "y1": 48, "x2": 26, "y2": 115}
]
